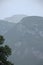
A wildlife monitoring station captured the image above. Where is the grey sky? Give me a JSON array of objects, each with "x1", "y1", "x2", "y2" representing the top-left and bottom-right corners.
[{"x1": 0, "y1": 0, "x2": 43, "y2": 19}]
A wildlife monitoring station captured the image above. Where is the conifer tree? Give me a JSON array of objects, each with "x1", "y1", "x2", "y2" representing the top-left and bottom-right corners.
[{"x1": 0, "y1": 35, "x2": 14, "y2": 65}]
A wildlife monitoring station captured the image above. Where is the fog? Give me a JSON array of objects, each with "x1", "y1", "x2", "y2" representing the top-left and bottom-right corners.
[{"x1": 0, "y1": 0, "x2": 43, "y2": 19}]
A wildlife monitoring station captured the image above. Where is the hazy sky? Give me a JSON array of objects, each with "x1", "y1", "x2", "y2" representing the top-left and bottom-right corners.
[{"x1": 0, "y1": 0, "x2": 43, "y2": 19}]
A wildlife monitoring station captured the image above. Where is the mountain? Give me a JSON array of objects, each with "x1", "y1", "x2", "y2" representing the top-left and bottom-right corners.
[
  {"x1": 0, "y1": 20, "x2": 15, "y2": 35},
  {"x1": 5, "y1": 15, "x2": 27, "y2": 23},
  {"x1": 4, "y1": 16, "x2": 43, "y2": 65}
]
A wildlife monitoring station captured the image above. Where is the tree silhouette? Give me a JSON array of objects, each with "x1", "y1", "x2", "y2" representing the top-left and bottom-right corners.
[{"x1": 0, "y1": 35, "x2": 14, "y2": 65}]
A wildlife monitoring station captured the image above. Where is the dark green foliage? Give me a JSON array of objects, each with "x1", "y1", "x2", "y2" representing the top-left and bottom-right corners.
[
  {"x1": 0, "y1": 35, "x2": 14, "y2": 65},
  {"x1": 0, "y1": 35, "x2": 5, "y2": 45}
]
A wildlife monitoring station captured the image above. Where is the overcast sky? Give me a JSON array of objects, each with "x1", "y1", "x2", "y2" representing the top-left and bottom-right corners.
[{"x1": 0, "y1": 0, "x2": 43, "y2": 19}]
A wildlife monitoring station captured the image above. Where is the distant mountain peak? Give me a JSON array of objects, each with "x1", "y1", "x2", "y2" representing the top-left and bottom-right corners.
[{"x1": 5, "y1": 15, "x2": 27, "y2": 23}]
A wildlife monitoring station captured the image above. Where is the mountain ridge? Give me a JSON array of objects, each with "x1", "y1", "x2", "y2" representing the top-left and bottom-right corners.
[
  {"x1": 4, "y1": 16, "x2": 43, "y2": 65},
  {"x1": 5, "y1": 15, "x2": 27, "y2": 23}
]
